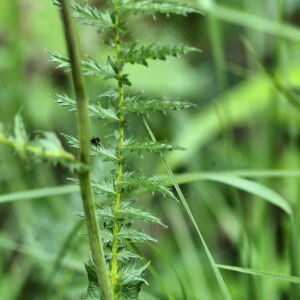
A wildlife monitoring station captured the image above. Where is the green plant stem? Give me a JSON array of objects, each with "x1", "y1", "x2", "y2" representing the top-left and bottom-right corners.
[
  {"x1": 110, "y1": 0, "x2": 125, "y2": 294},
  {"x1": 60, "y1": 1, "x2": 114, "y2": 299}
]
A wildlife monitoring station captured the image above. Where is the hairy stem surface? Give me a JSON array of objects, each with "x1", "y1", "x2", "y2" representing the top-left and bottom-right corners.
[
  {"x1": 110, "y1": 0, "x2": 125, "y2": 294},
  {"x1": 60, "y1": 1, "x2": 114, "y2": 299}
]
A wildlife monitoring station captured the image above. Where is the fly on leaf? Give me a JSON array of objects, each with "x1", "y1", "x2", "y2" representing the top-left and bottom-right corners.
[{"x1": 90, "y1": 136, "x2": 101, "y2": 146}]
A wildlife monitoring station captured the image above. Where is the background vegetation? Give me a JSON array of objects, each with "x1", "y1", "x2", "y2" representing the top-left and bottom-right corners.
[{"x1": 1, "y1": 0, "x2": 300, "y2": 299}]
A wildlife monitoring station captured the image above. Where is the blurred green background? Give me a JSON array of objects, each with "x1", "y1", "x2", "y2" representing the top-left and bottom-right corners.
[{"x1": 1, "y1": 0, "x2": 300, "y2": 299}]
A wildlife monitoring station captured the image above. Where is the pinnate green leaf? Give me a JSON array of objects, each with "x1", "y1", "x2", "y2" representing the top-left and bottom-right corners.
[
  {"x1": 118, "y1": 261, "x2": 150, "y2": 286},
  {"x1": 62, "y1": 133, "x2": 118, "y2": 161},
  {"x1": 123, "y1": 139, "x2": 185, "y2": 153},
  {"x1": 71, "y1": 0, "x2": 113, "y2": 31},
  {"x1": 118, "y1": 206, "x2": 167, "y2": 227},
  {"x1": 48, "y1": 51, "x2": 71, "y2": 69},
  {"x1": 123, "y1": 95, "x2": 195, "y2": 114},
  {"x1": 105, "y1": 249, "x2": 141, "y2": 262},
  {"x1": 119, "y1": 43, "x2": 200, "y2": 66},
  {"x1": 69, "y1": 177, "x2": 116, "y2": 195},
  {"x1": 49, "y1": 53, "x2": 128, "y2": 84},
  {"x1": 99, "y1": 228, "x2": 155, "y2": 244},
  {"x1": 117, "y1": 228, "x2": 157, "y2": 243},
  {"x1": 54, "y1": 93, "x2": 118, "y2": 121},
  {"x1": 119, "y1": 173, "x2": 177, "y2": 200},
  {"x1": 91, "y1": 205, "x2": 166, "y2": 227},
  {"x1": 92, "y1": 180, "x2": 116, "y2": 196}
]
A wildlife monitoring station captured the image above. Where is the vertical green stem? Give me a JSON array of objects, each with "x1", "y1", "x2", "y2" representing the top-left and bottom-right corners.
[
  {"x1": 60, "y1": 1, "x2": 114, "y2": 299},
  {"x1": 110, "y1": 0, "x2": 125, "y2": 294}
]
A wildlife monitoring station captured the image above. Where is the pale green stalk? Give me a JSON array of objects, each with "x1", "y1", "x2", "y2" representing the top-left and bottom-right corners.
[{"x1": 60, "y1": 1, "x2": 114, "y2": 299}]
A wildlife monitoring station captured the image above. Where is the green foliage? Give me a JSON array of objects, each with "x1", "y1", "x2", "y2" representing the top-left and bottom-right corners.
[
  {"x1": 1, "y1": 0, "x2": 198, "y2": 297},
  {"x1": 51, "y1": 0, "x2": 198, "y2": 298},
  {"x1": 3, "y1": 0, "x2": 300, "y2": 299},
  {"x1": 30, "y1": 0, "x2": 199, "y2": 298}
]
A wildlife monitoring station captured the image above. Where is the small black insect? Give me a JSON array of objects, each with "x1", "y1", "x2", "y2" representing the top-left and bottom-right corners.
[{"x1": 90, "y1": 136, "x2": 101, "y2": 146}]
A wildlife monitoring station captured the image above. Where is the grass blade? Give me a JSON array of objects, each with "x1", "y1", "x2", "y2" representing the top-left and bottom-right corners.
[
  {"x1": 141, "y1": 115, "x2": 232, "y2": 300},
  {"x1": 0, "y1": 184, "x2": 79, "y2": 204},
  {"x1": 2, "y1": 170, "x2": 298, "y2": 205},
  {"x1": 160, "y1": 170, "x2": 299, "y2": 295},
  {"x1": 216, "y1": 264, "x2": 300, "y2": 284},
  {"x1": 161, "y1": 173, "x2": 292, "y2": 215}
]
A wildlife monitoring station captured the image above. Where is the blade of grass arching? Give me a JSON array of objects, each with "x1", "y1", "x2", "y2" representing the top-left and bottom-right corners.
[
  {"x1": 145, "y1": 243, "x2": 190, "y2": 300},
  {"x1": 0, "y1": 184, "x2": 79, "y2": 204},
  {"x1": 163, "y1": 173, "x2": 291, "y2": 215},
  {"x1": 141, "y1": 115, "x2": 232, "y2": 300},
  {"x1": 131, "y1": 244, "x2": 176, "y2": 300},
  {"x1": 165, "y1": 170, "x2": 300, "y2": 180},
  {"x1": 160, "y1": 171, "x2": 300, "y2": 295},
  {"x1": 9, "y1": 170, "x2": 295, "y2": 206},
  {"x1": 45, "y1": 219, "x2": 85, "y2": 298},
  {"x1": 216, "y1": 264, "x2": 300, "y2": 284},
  {"x1": 9, "y1": 170, "x2": 294, "y2": 207},
  {"x1": 195, "y1": 1, "x2": 300, "y2": 43}
]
